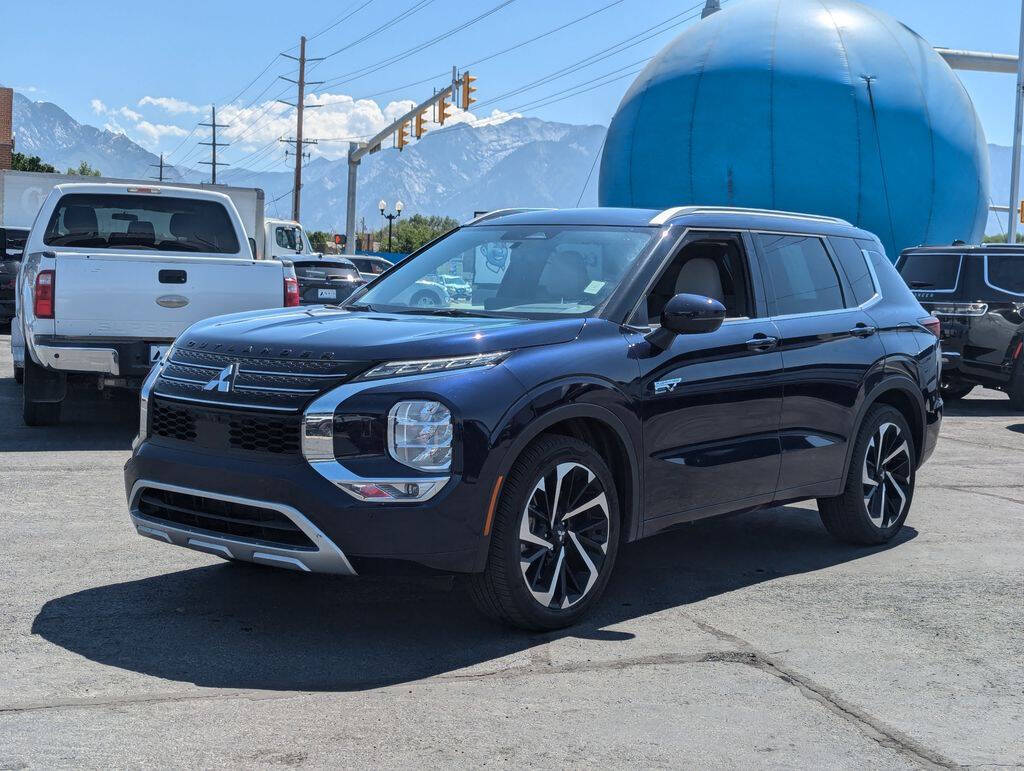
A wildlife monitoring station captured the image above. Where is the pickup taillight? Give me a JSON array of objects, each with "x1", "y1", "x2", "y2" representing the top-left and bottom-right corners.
[
  {"x1": 34, "y1": 270, "x2": 55, "y2": 319},
  {"x1": 284, "y1": 275, "x2": 300, "y2": 307}
]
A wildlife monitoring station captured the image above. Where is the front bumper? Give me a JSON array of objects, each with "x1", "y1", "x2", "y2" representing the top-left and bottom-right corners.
[{"x1": 124, "y1": 440, "x2": 493, "y2": 574}]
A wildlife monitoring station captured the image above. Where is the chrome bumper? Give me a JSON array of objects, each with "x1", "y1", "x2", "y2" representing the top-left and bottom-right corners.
[
  {"x1": 35, "y1": 343, "x2": 119, "y2": 375},
  {"x1": 127, "y1": 480, "x2": 357, "y2": 575}
]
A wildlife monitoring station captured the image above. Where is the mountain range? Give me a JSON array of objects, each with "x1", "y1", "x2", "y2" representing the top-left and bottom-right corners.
[{"x1": 9, "y1": 91, "x2": 1021, "y2": 237}]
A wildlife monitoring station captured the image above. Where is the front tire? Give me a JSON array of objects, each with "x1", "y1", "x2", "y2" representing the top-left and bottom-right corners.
[
  {"x1": 817, "y1": 405, "x2": 915, "y2": 545},
  {"x1": 1008, "y1": 355, "x2": 1024, "y2": 410},
  {"x1": 409, "y1": 289, "x2": 441, "y2": 308},
  {"x1": 470, "y1": 435, "x2": 620, "y2": 630}
]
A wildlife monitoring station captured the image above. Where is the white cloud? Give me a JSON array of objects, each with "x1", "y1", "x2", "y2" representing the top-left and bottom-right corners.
[
  {"x1": 134, "y1": 121, "x2": 189, "y2": 144},
  {"x1": 90, "y1": 98, "x2": 107, "y2": 114},
  {"x1": 218, "y1": 91, "x2": 517, "y2": 162},
  {"x1": 15, "y1": 85, "x2": 40, "y2": 94},
  {"x1": 91, "y1": 100, "x2": 142, "y2": 122},
  {"x1": 139, "y1": 96, "x2": 202, "y2": 115}
]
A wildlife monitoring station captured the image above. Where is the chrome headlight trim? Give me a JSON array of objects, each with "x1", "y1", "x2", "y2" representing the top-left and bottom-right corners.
[
  {"x1": 133, "y1": 347, "x2": 170, "y2": 451},
  {"x1": 301, "y1": 371, "x2": 457, "y2": 504}
]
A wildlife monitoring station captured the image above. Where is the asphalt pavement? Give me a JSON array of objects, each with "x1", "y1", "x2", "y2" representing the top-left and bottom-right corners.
[{"x1": 0, "y1": 334, "x2": 1021, "y2": 768}]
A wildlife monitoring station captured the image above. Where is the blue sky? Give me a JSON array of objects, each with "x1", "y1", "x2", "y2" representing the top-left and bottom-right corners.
[{"x1": 4, "y1": 0, "x2": 1023, "y2": 170}]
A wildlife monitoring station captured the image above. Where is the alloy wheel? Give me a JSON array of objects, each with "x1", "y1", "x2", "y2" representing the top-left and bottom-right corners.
[
  {"x1": 519, "y1": 462, "x2": 610, "y2": 610},
  {"x1": 862, "y1": 422, "x2": 912, "y2": 528}
]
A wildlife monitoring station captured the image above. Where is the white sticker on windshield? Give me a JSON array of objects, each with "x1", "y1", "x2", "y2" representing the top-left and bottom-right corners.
[{"x1": 583, "y1": 280, "x2": 605, "y2": 294}]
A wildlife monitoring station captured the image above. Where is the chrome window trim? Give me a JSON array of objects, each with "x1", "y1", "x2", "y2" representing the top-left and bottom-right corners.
[
  {"x1": 901, "y1": 253, "x2": 964, "y2": 294},
  {"x1": 983, "y1": 254, "x2": 1024, "y2": 297},
  {"x1": 127, "y1": 479, "x2": 356, "y2": 575},
  {"x1": 302, "y1": 371, "x2": 458, "y2": 503}
]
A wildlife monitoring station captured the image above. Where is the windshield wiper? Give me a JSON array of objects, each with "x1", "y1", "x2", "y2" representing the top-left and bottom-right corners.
[
  {"x1": 342, "y1": 302, "x2": 374, "y2": 311},
  {"x1": 908, "y1": 281, "x2": 935, "y2": 288}
]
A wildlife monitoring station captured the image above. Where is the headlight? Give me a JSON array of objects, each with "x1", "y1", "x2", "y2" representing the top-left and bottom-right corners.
[
  {"x1": 359, "y1": 351, "x2": 509, "y2": 380},
  {"x1": 388, "y1": 400, "x2": 453, "y2": 471}
]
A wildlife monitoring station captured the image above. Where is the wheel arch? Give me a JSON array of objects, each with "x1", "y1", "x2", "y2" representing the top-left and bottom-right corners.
[
  {"x1": 849, "y1": 376, "x2": 927, "y2": 471},
  {"x1": 494, "y1": 401, "x2": 642, "y2": 544}
]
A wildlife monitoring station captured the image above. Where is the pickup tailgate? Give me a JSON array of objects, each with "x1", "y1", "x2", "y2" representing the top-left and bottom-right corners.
[{"x1": 53, "y1": 253, "x2": 283, "y2": 338}]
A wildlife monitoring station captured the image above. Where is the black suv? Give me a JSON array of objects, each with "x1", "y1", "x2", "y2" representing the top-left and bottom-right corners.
[
  {"x1": 898, "y1": 244, "x2": 1024, "y2": 407},
  {"x1": 125, "y1": 207, "x2": 942, "y2": 630}
]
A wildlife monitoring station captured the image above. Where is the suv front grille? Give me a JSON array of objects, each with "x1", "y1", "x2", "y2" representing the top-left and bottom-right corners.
[
  {"x1": 149, "y1": 398, "x2": 302, "y2": 456},
  {"x1": 152, "y1": 348, "x2": 367, "y2": 413},
  {"x1": 136, "y1": 487, "x2": 314, "y2": 549}
]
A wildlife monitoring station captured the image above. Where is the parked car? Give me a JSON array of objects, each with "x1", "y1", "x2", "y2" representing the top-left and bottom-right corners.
[
  {"x1": 348, "y1": 255, "x2": 393, "y2": 282},
  {"x1": 292, "y1": 257, "x2": 366, "y2": 305},
  {"x1": 125, "y1": 206, "x2": 941, "y2": 630},
  {"x1": 14, "y1": 182, "x2": 300, "y2": 425},
  {"x1": 438, "y1": 273, "x2": 472, "y2": 302},
  {"x1": 0, "y1": 225, "x2": 29, "y2": 325},
  {"x1": 898, "y1": 244, "x2": 1024, "y2": 407}
]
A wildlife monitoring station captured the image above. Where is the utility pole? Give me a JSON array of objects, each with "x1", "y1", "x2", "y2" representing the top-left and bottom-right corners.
[
  {"x1": 701, "y1": 0, "x2": 720, "y2": 18},
  {"x1": 199, "y1": 106, "x2": 230, "y2": 184},
  {"x1": 1009, "y1": 0, "x2": 1024, "y2": 244},
  {"x1": 149, "y1": 153, "x2": 169, "y2": 182},
  {"x1": 345, "y1": 69, "x2": 473, "y2": 254},
  {"x1": 280, "y1": 36, "x2": 323, "y2": 222}
]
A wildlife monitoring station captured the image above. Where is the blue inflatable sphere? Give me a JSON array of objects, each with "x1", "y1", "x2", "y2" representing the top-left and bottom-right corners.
[{"x1": 599, "y1": 0, "x2": 990, "y2": 258}]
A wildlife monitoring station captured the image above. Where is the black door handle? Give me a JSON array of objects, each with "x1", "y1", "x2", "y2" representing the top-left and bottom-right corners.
[
  {"x1": 746, "y1": 334, "x2": 779, "y2": 352},
  {"x1": 159, "y1": 269, "x2": 187, "y2": 284},
  {"x1": 850, "y1": 324, "x2": 877, "y2": 338}
]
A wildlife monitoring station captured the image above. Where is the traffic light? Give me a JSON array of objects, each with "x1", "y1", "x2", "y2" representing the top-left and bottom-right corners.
[
  {"x1": 396, "y1": 120, "x2": 409, "y2": 150},
  {"x1": 414, "y1": 109, "x2": 428, "y2": 139},
  {"x1": 461, "y1": 71, "x2": 477, "y2": 110},
  {"x1": 438, "y1": 93, "x2": 451, "y2": 125}
]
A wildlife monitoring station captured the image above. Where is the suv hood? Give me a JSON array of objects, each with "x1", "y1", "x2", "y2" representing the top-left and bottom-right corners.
[{"x1": 178, "y1": 306, "x2": 585, "y2": 362}]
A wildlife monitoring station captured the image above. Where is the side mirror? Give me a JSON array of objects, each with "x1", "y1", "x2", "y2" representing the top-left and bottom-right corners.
[{"x1": 646, "y1": 293, "x2": 726, "y2": 350}]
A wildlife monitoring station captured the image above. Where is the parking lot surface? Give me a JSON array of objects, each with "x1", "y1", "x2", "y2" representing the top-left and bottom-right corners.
[{"x1": 0, "y1": 334, "x2": 1021, "y2": 768}]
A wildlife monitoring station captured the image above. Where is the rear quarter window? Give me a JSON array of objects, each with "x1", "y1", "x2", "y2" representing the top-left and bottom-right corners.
[
  {"x1": 985, "y1": 255, "x2": 1024, "y2": 296},
  {"x1": 829, "y1": 236, "x2": 878, "y2": 306}
]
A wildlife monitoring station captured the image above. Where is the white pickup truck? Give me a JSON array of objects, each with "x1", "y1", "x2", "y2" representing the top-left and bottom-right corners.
[{"x1": 13, "y1": 182, "x2": 300, "y2": 426}]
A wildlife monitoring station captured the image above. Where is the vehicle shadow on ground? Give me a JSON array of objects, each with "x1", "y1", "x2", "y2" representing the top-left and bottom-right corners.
[
  {"x1": 0, "y1": 377, "x2": 136, "y2": 452},
  {"x1": 32, "y1": 509, "x2": 916, "y2": 692},
  {"x1": 943, "y1": 396, "x2": 1019, "y2": 419}
]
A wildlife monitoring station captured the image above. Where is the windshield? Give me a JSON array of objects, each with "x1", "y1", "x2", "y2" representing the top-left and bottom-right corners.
[
  {"x1": 354, "y1": 224, "x2": 655, "y2": 317},
  {"x1": 43, "y1": 193, "x2": 240, "y2": 254},
  {"x1": 274, "y1": 225, "x2": 311, "y2": 254},
  {"x1": 897, "y1": 253, "x2": 962, "y2": 291}
]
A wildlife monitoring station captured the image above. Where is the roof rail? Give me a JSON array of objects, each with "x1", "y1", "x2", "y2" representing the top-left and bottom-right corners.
[
  {"x1": 464, "y1": 208, "x2": 554, "y2": 226},
  {"x1": 649, "y1": 206, "x2": 853, "y2": 227}
]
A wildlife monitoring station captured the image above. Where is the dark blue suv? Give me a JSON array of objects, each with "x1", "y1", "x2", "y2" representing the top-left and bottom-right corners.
[{"x1": 125, "y1": 207, "x2": 942, "y2": 630}]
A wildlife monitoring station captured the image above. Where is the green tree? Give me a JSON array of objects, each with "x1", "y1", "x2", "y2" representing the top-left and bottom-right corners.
[
  {"x1": 373, "y1": 213, "x2": 459, "y2": 253},
  {"x1": 66, "y1": 160, "x2": 101, "y2": 177},
  {"x1": 307, "y1": 230, "x2": 333, "y2": 252},
  {"x1": 983, "y1": 232, "x2": 1024, "y2": 243},
  {"x1": 11, "y1": 152, "x2": 56, "y2": 173}
]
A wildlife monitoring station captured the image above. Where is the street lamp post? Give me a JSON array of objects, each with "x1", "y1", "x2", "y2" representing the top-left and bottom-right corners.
[{"x1": 379, "y1": 199, "x2": 403, "y2": 252}]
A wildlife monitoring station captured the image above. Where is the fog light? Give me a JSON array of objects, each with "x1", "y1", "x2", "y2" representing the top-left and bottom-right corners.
[
  {"x1": 388, "y1": 400, "x2": 452, "y2": 472},
  {"x1": 337, "y1": 480, "x2": 440, "y2": 502}
]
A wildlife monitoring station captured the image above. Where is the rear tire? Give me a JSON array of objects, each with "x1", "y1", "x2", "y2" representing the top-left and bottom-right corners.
[
  {"x1": 410, "y1": 290, "x2": 441, "y2": 308},
  {"x1": 22, "y1": 359, "x2": 62, "y2": 426},
  {"x1": 817, "y1": 405, "x2": 915, "y2": 545},
  {"x1": 940, "y1": 380, "x2": 973, "y2": 401},
  {"x1": 469, "y1": 435, "x2": 620, "y2": 631}
]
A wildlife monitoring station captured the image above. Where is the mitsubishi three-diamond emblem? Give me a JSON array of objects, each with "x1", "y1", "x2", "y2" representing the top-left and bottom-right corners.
[{"x1": 203, "y1": 363, "x2": 239, "y2": 393}]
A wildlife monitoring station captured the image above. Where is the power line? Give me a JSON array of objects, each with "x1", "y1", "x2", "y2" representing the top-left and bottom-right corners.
[
  {"x1": 309, "y1": 0, "x2": 377, "y2": 40},
  {"x1": 317, "y1": 0, "x2": 517, "y2": 90},
  {"x1": 576, "y1": 135, "x2": 606, "y2": 207},
  {"x1": 319, "y1": 0, "x2": 437, "y2": 60},
  {"x1": 198, "y1": 105, "x2": 231, "y2": 183}
]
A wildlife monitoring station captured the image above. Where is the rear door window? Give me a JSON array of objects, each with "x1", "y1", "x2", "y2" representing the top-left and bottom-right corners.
[
  {"x1": 43, "y1": 193, "x2": 240, "y2": 254},
  {"x1": 755, "y1": 234, "x2": 845, "y2": 316},
  {"x1": 829, "y1": 237, "x2": 878, "y2": 306},
  {"x1": 896, "y1": 253, "x2": 962, "y2": 292},
  {"x1": 985, "y1": 255, "x2": 1024, "y2": 296}
]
